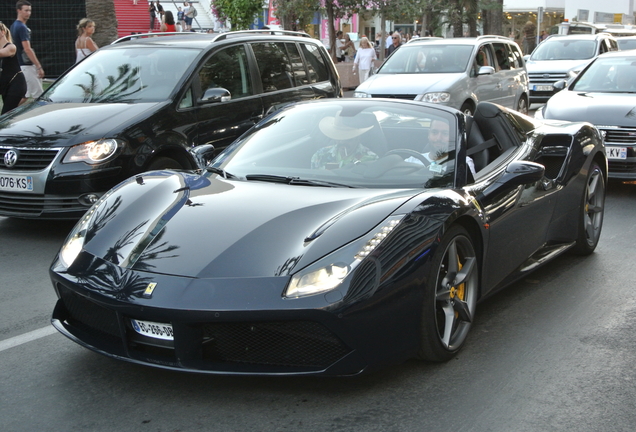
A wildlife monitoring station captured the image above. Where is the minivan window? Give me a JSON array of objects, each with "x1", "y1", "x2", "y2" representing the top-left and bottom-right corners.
[
  {"x1": 285, "y1": 43, "x2": 309, "y2": 86},
  {"x1": 199, "y1": 45, "x2": 253, "y2": 99},
  {"x1": 45, "y1": 47, "x2": 200, "y2": 103},
  {"x1": 299, "y1": 43, "x2": 329, "y2": 83},
  {"x1": 378, "y1": 45, "x2": 474, "y2": 74},
  {"x1": 252, "y1": 42, "x2": 295, "y2": 92},
  {"x1": 492, "y1": 43, "x2": 510, "y2": 70}
]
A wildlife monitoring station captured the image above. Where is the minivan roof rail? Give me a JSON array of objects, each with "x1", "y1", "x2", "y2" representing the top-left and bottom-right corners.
[
  {"x1": 111, "y1": 32, "x2": 202, "y2": 44},
  {"x1": 210, "y1": 29, "x2": 311, "y2": 42},
  {"x1": 477, "y1": 35, "x2": 513, "y2": 41}
]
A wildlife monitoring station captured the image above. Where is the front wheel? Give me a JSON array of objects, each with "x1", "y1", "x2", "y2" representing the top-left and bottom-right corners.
[
  {"x1": 571, "y1": 162, "x2": 605, "y2": 255},
  {"x1": 418, "y1": 225, "x2": 479, "y2": 362},
  {"x1": 460, "y1": 102, "x2": 474, "y2": 116}
]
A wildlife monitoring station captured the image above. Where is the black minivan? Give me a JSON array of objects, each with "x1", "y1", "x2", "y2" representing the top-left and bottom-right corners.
[{"x1": 0, "y1": 30, "x2": 341, "y2": 219}]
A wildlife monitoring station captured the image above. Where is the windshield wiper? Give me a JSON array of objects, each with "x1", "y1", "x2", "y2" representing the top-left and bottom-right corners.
[
  {"x1": 206, "y1": 166, "x2": 238, "y2": 179},
  {"x1": 245, "y1": 174, "x2": 354, "y2": 188}
]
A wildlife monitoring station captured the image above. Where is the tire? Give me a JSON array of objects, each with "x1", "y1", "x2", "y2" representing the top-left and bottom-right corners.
[
  {"x1": 418, "y1": 225, "x2": 479, "y2": 362},
  {"x1": 516, "y1": 95, "x2": 528, "y2": 115},
  {"x1": 147, "y1": 156, "x2": 183, "y2": 171},
  {"x1": 460, "y1": 102, "x2": 474, "y2": 116},
  {"x1": 571, "y1": 162, "x2": 605, "y2": 255}
]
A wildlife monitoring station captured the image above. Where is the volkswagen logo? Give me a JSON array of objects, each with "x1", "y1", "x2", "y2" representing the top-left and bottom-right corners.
[
  {"x1": 3, "y1": 149, "x2": 18, "y2": 168},
  {"x1": 543, "y1": 74, "x2": 551, "y2": 79}
]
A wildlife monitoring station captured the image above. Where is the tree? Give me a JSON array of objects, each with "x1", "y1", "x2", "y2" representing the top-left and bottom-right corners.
[
  {"x1": 86, "y1": 0, "x2": 118, "y2": 46},
  {"x1": 213, "y1": 0, "x2": 264, "y2": 30},
  {"x1": 274, "y1": 0, "x2": 320, "y2": 31}
]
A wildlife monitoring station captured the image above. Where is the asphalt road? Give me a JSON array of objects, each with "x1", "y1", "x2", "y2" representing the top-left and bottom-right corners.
[{"x1": 1, "y1": 180, "x2": 635, "y2": 432}]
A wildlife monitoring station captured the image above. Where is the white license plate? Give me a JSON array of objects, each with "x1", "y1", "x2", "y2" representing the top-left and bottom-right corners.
[
  {"x1": 533, "y1": 85, "x2": 553, "y2": 91},
  {"x1": 0, "y1": 174, "x2": 33, "y2": 191},
  {"x1": 606, "y1": 146, "x2": 627, "y2": 160},
  {"x1": 130, "y1": 319, "x2": 174, "y2": 340}
]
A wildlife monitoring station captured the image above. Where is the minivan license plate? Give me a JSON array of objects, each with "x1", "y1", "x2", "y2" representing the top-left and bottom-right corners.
[
  {"x1": 0, "y1": 175, "x2": 33, "y2": 192},
  {"x1": 533, "y1": 85, "x2": 553, "y2": 91},
  {"x1": 606, "y1": 146, "x2": 627, "y2": 160},
  {"x1": 130, "y1": 319, "x2": 174, "y2": 340}
]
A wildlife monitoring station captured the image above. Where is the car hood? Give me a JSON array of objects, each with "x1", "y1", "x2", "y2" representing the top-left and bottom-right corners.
[
  {"x1": 0, "y1": 101, "x2": 165, "y2": 147},
  {"x1": 544, "y1": 91, "x2": 636, "y2": 126},
  {"x1": 356, "y1": 73, "x2": 462, "y2": 95},
  {"x1": 79, "y1": 171, "x2": 424, "y2": 279},
  {"x1": 525, "y1": 59, "x2": 590, "y2": 74}
]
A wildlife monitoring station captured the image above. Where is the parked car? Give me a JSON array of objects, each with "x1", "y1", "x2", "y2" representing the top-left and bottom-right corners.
[
  {"x1": 50, "y1": 98, "x2": 606, "y2": 376},
  {"x1": 536, "y1": 50, "x2": 636, "y2": 180},
  {"x1": 354, "y1": 35, "x2": 529, "y2": 116},
  {"x1": 0, "y1": 30, "x2": 341, "y2": 219},
  {"x1": 525, "y1": 33, "x2": 618, "y2": 104}
]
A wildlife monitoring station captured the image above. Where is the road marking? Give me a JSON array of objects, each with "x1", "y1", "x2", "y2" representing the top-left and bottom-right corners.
[{"x1": 0, "y1": 326, "x2": 58, "y2": 353}]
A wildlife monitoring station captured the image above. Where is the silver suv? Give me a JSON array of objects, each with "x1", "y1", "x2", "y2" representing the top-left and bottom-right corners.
[
  {"x1": 354, "y1": 35, "x2": 529, "y2": 115},
  {"x1": 526, "y1": 33, "x2": 618, "y2": 104}
]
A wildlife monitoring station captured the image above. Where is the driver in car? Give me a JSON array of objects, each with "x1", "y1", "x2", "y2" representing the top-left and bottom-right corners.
[
  {"x1": 311, "y1": 114, "x2": 379, "y2": 169},
  {"x1": 405, "y1": 118, "x2": 476, "y2": 176}
]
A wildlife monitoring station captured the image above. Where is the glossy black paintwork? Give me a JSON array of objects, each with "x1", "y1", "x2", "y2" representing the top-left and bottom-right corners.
[{"x1": 50, "y1": 101, "x2": 606, "y2": 376}]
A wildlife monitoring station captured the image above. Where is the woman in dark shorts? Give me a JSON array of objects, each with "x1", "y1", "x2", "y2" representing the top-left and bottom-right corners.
[{"x1": 0, "y1": 22, "x2": 26, "y2": 114}]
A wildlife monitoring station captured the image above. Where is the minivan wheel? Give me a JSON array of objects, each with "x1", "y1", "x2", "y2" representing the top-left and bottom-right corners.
[
  {"x1": 148, "y1": 156, "x2": 183, "y2": 170},
  {"x1": 516, "y1": 96, "x2": 529, "y2": 115},
  {"x1": 460, "y1": 102, "x2": 474, "y2": 116}
]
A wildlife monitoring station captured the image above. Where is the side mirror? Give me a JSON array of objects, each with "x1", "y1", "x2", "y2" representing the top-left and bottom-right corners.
[
  {"x1": 190, "y1": 144, "x2": 216, "y2": 168},
  {"x1": 523, "y1": 54, "x2": 530, "y2": 62},
  {"x1": 199, "y1": 88, "x2": 231, "y2": 104},
  {"x1": 477, "y1": 66, "x2": 495, "y2": 76},
  {"x1": 552, "y1": 80, "x2": 567, "y2": 91}
]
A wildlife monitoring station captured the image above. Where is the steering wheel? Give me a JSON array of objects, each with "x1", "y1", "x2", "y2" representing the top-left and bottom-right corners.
[{"x1": 385, "y1": 149, "x2": 430, "y2": 167}]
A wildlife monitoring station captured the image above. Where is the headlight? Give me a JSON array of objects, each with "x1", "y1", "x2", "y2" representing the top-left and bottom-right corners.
[
  {"x1": 58, "y1": 189, "x2": 113, "y2": 267},
  {"x1": 284, "y1": 216, "x2": 404, "y2": 299},
  {"x1": 63, "y1": 139, "x2": 123, "y2": 164},
  {"x1": 421, "y1": 92, "x2": 451, "y2": 103},
  {"x1": 353, "y1": 91, "x2": 372, "y2": 98}
]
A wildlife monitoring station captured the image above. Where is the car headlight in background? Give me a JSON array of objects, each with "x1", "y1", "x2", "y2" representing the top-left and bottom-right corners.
[
  {"x1": 284, "y1": 215, "x2": 404, "y2": 299},
  {"x1": 63, "y1": 139, "x2": 123, "y2": 164},
  {"x1": 353, "y1": 91, "x2": 372, "y2": 98},
  {"x1": 421, "y1": 92, "x2": 451, "y2": 104}
]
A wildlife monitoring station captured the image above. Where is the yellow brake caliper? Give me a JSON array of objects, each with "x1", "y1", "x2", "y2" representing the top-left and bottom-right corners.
[{"x1": 450, "y1": 254, "x2": 465, "y2": 318}]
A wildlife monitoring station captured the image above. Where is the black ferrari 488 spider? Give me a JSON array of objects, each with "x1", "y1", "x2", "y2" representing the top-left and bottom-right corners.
[{"x1": 50, "y1": 99, "x2": 606, "y2": 376}]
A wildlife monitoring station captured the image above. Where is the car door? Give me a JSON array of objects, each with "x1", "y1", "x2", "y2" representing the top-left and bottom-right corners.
[
  {"x1": 491, "y1": 42, "x2": 521, "y2": 109},
  {"x1": 471, "y1": 43, "x2": 502, "y2": 106},
  {"x1": 190, "y1": 44, "x2": 264, "y2": 151},
  {"x1": 250, "y1": 41, "x2": 315, "y2": 117}
]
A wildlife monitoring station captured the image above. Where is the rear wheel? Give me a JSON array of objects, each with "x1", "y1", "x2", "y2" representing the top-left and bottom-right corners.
[
  {"x1": 516, "y1": 95, "x2": 528, "y2": 115},
  {"x1": 147, "y1": 156, "x2": 183, "y2": 170},
  {"x1": 572, "y1": 162, "x2": 605, "y2": 255},
  {"x1": 418, "y1": 225, "x2": 479, "y2": 362}
]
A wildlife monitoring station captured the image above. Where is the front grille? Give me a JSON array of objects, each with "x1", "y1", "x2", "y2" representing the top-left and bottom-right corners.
[
  {"x1": 201, "y1": 321, "x2": 351, "y2": 368},
  {"x1": 59, "y1": 287, "x2": 122, "y2": 343},
  {"x1": 0, "y1": 191, "x2": 84, "y2": 217},
  {"x1": 0, "y1": 147, "x2": 59, "y2": 171},
  {"x1": 528, "y1": 72, "x2": 568, "y2": 85},
  {"x1": 599, "y1": 127, "x2": 636, "y2": 144},
  {"x1": 372, "y1": 94, "x2": 418, "y2": 100},
  {"x1": 608, "y1": 160, "x2": 636, "y2": 174}
]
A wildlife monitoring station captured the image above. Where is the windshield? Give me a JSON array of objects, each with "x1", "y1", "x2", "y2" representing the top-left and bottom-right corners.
[
  {"x1": 211, "y1": 101, "x2": 459, "y2": 189},
  {"x1": 530, "y1": 39, "x2": 596, "y2": 61},
  {"x1": 572, "y1": 57, "x2": 636, "y2": 93},
  {"x1": 44, "y1": 47, "x2": 200, "y2": 103},
  {"x1": 618, "y1": 39, "x2": 636, "y2": 50},
  {"x1": 378, "y1": 45, "x2": 473, "y2": 74}
]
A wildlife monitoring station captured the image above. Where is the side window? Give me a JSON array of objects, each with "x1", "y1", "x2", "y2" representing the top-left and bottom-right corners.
[
  {"x1": 198, "y1": 45, "x2": 253, "y2": 100},
  {"x1": 251, "y1": 42, "x2": 294, "y2": 92},
  {"x1": 179, "y1": 86, "x2": 193, "y2": 109},
  {"x1": 285, "y1": 43, "x2": 309, "y2": 86},
  {"x1": 610, "y1": 39, "x2": 618, "y2": 51},
  {"x1": 599, "y1": 40, "x2": 608, "y2": 54},
  {"x1": 507, "y1": 43, "x2": 523, "y2": 69},
  {"x1": 474, "y1": 44, "x2": 494, "y2": 74},
  {"x1": 492, "y1": 42, "x2": 510, "y2": 70},
  {"x1": 299, "y1": 43, "x2": 330, "y2": 83}
]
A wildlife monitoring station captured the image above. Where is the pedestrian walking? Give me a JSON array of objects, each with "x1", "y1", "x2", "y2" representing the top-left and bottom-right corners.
[
  {"x1": 352, "y1": 36, "x2": 377, "y2": 84},
  {"x1": 75, "y1": 18, "x2": 98, "y2": 63},
  {"x1": 0, "y1": 22, "x2": 26, "y2": 114},
  {"x1": 149, "y1": 1, "x2": 157, "y2": 32},
  {"x1": 10, "y1": 0, "x2": 43, "y2": 103}
]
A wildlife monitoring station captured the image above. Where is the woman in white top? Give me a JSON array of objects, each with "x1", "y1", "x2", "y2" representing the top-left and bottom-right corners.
[
  {"x1": 352, "y1": 37, "x2": 377, "y2": 84},
  {"x1": 75, "y1": 18, "x2": 98, "y2": 63}
]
